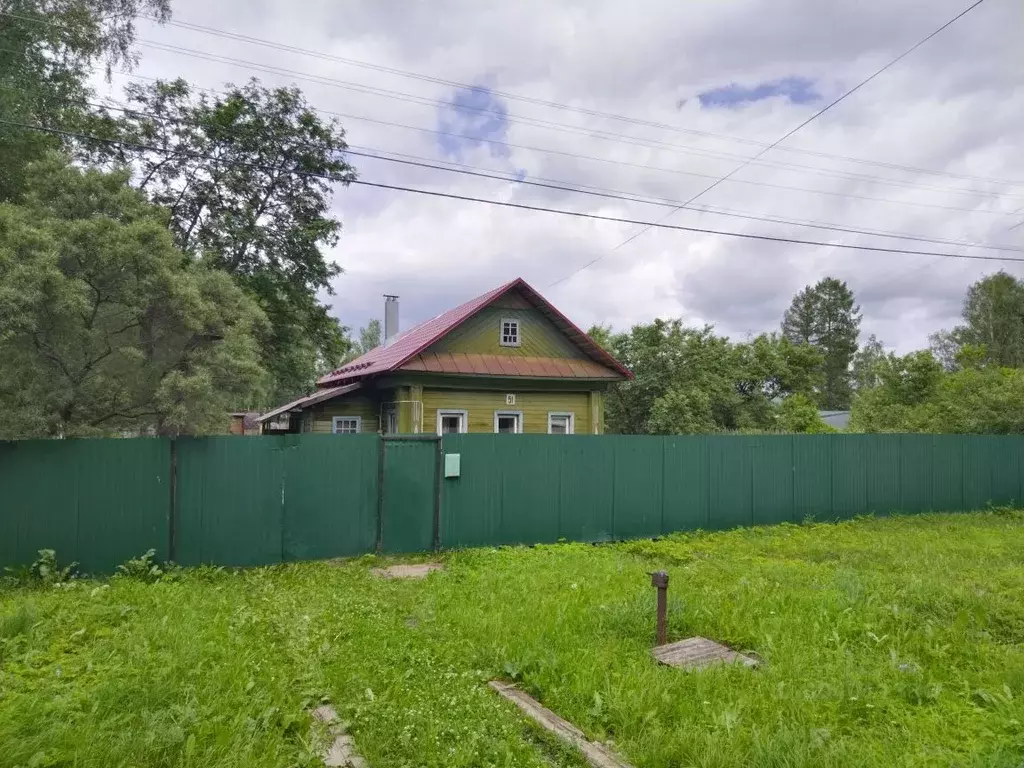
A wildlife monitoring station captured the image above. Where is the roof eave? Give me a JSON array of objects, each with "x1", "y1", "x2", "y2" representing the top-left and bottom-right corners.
[{"x1": 257, "y1": 382, "x2": 363, "y2": 422}]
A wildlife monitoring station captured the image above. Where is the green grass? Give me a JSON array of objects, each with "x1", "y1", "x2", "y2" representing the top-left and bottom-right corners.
[{"x1": 2, "y1": 511, "x2": 1024, "y2": 767}]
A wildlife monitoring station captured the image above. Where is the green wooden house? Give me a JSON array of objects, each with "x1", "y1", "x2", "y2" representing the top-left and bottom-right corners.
[{"x1": 259, "y1": 278, "x2": 631, "y2": 435}]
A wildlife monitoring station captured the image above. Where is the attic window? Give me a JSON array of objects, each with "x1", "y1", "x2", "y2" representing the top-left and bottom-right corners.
[{"x1": 500, "y1": 318, "x2": 520, "y2": 347}]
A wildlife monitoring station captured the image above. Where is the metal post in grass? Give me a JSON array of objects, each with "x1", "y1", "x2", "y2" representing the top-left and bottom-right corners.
[{"x1": 650, "y1": 570, "x2": 669, "y2": 646}]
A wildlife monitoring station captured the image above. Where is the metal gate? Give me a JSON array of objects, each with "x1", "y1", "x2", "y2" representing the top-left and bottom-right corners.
[{"x1": 379, "y1": 435, "x2": 440, "y2": 553}]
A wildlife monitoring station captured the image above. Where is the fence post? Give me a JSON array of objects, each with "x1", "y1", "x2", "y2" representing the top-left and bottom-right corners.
[
  {"x1": 168, "y1": 437, "x2": 178, "y2": 563},
  {"x1": 375, "y1": 435, "x2": 385, "y2": 554},
  {"x1": 433, "y1": 436, "x2": 443, "y2": 551}
]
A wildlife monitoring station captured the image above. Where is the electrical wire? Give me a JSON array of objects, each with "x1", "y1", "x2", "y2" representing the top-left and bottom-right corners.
[
  {"x1": 53, "y1": 93, "x2": 1019, "y2": 256},
  {"x1": 124, "y1": 40, "x2": 1023, "y2": 203},
  {"x1": 4, "y1": 116, "x2": 1023, "y2": 265},
  {"x1": 104, "y1": 10, "x2": 1024, "y2": 190},
  {"x1": 48, "y1": 93, "x2": 1024, "y2": 254},
  {"x1": 126, "y1": 37, "x2": 1024, "y2": 204},
  {"x1": 347, "y1": 147, "x2": 1024, "y2": 254},
  {"x1": 80, "y1": 72, "x2": 1018, "y2": 219},
  {"x1": 3, "y1": 7, "x2": 1021, "y2": 199},
  {"x1": 549, "y1": 0, "x2": 991, "y2": 286}
]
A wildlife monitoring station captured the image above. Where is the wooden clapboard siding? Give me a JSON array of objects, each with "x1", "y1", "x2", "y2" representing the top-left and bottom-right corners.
[
  {"x1": 490, "y1": 291, "x2": 533, "y2": 310},
  {"x1": 426, "y1": 300, "x2": 588, "y2": 360},
  {"x1": 421, "y1": 388, "x2": 596, "y2": 434},
  {"x1": 307, "y1": 396, "x2": 380, "y2": 433}
]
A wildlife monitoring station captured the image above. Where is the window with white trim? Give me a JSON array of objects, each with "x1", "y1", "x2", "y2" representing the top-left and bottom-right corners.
[
  {"x1": 500, "y1": 318, "x2": 520, "y2": 347},
  {"x1": 437, "y1": 409, "x2": 467, "y2": 434},
  {"x1": 548, "y1": 412, "x2": 574, "y2": 435},
  {"x1": 332, "y1": 416, "x2": 361, "y2": 434},
  {"x1": 493, "y1": 410, "x2": 523, "y2": 434}
]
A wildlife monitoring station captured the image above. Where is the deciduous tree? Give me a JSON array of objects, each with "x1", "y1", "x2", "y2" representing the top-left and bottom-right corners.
[
  {"x1": 592, "y1": 322, "x2": 823, "y2": 434},
  {"x1": 355, "y1": 319, "x2": 382, "y2": 356},
  {"x1": 849, "y1": 351, "x2": 943, "y2": 432},
  {"x1": 776, "y1": 393, "x2": 835, "y2": 434},
  {"x1": 953, "y1": 272, "x2": 1024, "y2": 368},
  {"x1": 852, "y1": 334, "x2": 886, "y2": 390},
  {"x1": 0, "y1": 157, "x2": 268, "y2": 438},
  {"x1": 0, "y1": 0, "x2": 169, "y2": 201},
  {"x1": 88, "y1": 78, "x2": 356, "y2": 402}
]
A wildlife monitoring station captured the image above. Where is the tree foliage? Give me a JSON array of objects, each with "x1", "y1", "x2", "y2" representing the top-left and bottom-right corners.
[
  {"x1": 354, "y1": 319, "x2": 382, "y2": 357},
  {"x1": 852, "y1": 334, "x2": 886, "y2": 390},
  {"x1": 776, "y1": 393, "x2": 835, "y2": 434},
  {"x1": 0, "y1": 157, "x2": 268, "y2": 438},
  {"x1": 931, "y1": 272, "x2": 1024, "y2": 371},
  {"x1": 0, "y1": 0, "x2": 170, "y2": 201},
  {"x1": 928, "y1": 328, "x2": 963, "y2": 372},
  {"x1": 847, "y1": 349, "x2": 1024, "y2": 433},
  {"x1": 88, "y1": 78, "x2": 357, "y2": 402},
  {"x1": 594, "y1": 320, "x2": 824, "y2": 434},
  {"x1": 781, "y1": 277, "x2": 861, "y2": 409}
]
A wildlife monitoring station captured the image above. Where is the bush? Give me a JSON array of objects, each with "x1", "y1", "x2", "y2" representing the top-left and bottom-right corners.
[
  {"x1": 776, "y1": 393, "x2": 837, "y2": 434},
  {"x1": 3, "y1": 549, "x2": 79, "y2": 586},
  {"x1": 116, "y1": 549, "x2": 167, "y2": 583}
]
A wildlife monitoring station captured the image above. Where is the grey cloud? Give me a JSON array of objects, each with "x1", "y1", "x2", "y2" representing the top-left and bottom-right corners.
[{"x1": 112, "y1": 0, "x2": 1024, "y2": 356}]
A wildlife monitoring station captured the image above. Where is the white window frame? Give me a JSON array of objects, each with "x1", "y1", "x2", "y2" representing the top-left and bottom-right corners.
[
  {"x1": 436, "y1": 409, "x2": 468, "y2": 435},
  {"x1": 493, "y1": 410, "x2": 524, "y2": 434},
  {"x1": 331, "y1": 416, "x2": 362, "y2": 434},
  {"x1": 547, "y1": 412, "x2": 575, "y2": 435},
  {"x1": 499, "y1": 317, "x2": 521, "y2": 347}
]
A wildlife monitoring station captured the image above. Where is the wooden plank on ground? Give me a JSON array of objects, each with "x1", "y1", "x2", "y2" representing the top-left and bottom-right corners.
[
  {"x1": 651, "y1": 636, "x2": 758, "y2": 669},
  {"x1": 312, "y1": 704, "x2": 368, "y2": 768},
  {"x1": 489, "y1": 681, "x2": 635, "y2": 768}
]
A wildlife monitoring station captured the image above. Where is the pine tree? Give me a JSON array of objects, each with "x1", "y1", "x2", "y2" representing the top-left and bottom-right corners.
[
  {"x1": 781, "y1": 277, "x2": 861, "y2": 409},
  {"x1": 781, "y1": 286, "x2": 817, "y2": 344}
]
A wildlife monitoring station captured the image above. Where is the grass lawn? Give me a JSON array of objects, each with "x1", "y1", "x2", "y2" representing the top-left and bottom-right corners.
[{"x1": 2, "y1": 511, "x2": 1024, "y2": 767}]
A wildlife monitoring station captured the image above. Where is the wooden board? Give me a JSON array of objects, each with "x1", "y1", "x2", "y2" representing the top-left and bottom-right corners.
[
  {"x1": 312, "y1": 704, "x2": 368, "y2": 768},
  {"x1": 651, "y1": 636, "x2": 758, "y2": 669},
  {"x1": 489, "y1": 681, "x2": 635, "y2": 768},
  {"x1": 370, "y1": 563, "x2": 443, "y2": 579}
]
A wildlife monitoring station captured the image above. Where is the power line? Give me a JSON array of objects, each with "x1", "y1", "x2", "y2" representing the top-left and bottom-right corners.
[
  {"x1": 125, "y1": 11, "x2": 1024, "y2": 191},
  {"x1": 123, "y1": 38, "x2": 1024, "y2": 204},
  {"x1": 1008, "y1": 203, "x2": 1024, "y2": 231},
  {"x1": 4, "y1": 116, "x2": 1023, "y2": 266},
  {"x1": 4, "y1": 7, "x2": 1022, "y2": 200},
  {"x1": 125, "y1": 40, "x2": 1023, "y2": 204},
  {"x1": 550, "y1": 0, "x2": 991, "y2": 286},
  {"x1": 83, "y1": 71, "x2": 1017, "y2": 219},
  {"x1": 65, "y1": 95, "x2": 1024, "y2": 254},
  {"x1": 348, "y1": 147, "x2": 1024, "y2": 254}
]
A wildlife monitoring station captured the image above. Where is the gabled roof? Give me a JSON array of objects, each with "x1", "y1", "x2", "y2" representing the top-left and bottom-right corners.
[{"x1": 318, "y1": 277, "x2": 632, "y2": 386}]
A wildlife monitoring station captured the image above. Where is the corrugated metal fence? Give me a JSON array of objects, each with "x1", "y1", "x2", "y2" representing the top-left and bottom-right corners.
[{"x1": 2, "y1": 434, "x2": 1022, "y2": 571}]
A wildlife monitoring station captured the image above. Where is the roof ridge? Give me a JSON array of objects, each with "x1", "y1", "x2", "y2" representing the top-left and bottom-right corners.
[{"x1": 316, "y1": 277, "x2": 631, "y2": 386}]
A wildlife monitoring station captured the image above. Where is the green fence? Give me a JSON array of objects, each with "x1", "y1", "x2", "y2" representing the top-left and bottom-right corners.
[
  {"x1": 0, "y1": 438, "x2": 171, "y2": 573},
  {"x1": 174, "y1": 434, "x2": 380, "y2": 567},
  {"x1": 2, "y1": 433, "x2": 1023, "y2": 571},
  {"x1": 440, "y1": 434, "x2": 1024, "y2": 546}
]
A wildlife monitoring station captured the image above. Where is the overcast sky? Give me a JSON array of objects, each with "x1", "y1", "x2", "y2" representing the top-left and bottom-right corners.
[{"x1": 99, "y1": 0, "x2": 1024, "y2": 353}]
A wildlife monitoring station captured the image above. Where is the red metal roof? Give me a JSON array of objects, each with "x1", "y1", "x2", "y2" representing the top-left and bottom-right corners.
[
  {"x1": 318, "y1": 278, "x2": 632, "y2": 386},
  {"x1": 400, "y1": 352, "x2": 621, "y2": 379}
]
